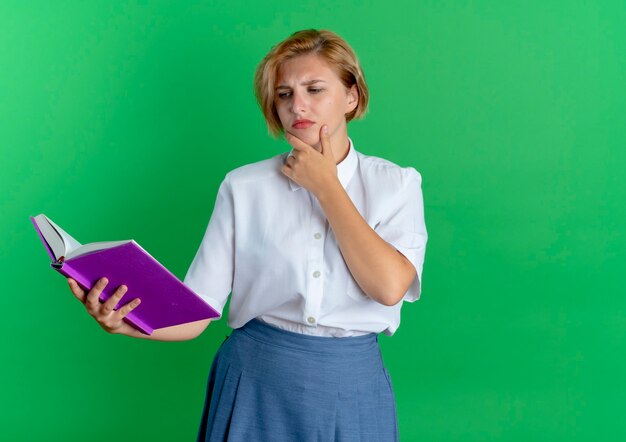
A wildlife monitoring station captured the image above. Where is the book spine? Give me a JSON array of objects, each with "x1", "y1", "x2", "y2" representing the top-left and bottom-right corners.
[{"x1": 54, "y1": 262, "x2": 154, "y2": 335}]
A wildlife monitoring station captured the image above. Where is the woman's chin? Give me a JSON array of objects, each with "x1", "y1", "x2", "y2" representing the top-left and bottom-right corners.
[
  {"x1": 288, "y1": 130, "x2": 320, "y2": 147},
  {"x1": 304, "y1": 136, "x2": 321, "y2": 148}
]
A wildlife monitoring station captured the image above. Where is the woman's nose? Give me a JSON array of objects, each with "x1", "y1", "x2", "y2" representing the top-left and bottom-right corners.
[{"x1": 290, "y1": 90, "x2": 307, "y2": 114}]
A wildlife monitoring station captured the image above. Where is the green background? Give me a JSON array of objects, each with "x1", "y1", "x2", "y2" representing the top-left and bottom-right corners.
[{"x1": 2, "y1": 1, "x2": 624, "y2": 441}]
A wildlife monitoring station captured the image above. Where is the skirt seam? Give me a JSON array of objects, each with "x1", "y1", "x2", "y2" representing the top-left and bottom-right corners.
[{"x1": 239, "y1": 327, "x2": 375, "y2": 357}]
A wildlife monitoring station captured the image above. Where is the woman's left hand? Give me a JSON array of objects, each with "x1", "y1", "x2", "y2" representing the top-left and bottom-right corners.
[{"x1": 281, "y1": 125, "x2": 340, "y2": 198}]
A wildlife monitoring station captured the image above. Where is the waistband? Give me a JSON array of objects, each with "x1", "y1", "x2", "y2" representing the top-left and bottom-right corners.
[{"x1": 235, "y1": 318, "x2": 379, "y2": 356}]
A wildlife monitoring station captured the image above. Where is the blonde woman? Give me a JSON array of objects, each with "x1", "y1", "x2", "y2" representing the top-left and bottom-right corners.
[{"x1": 68, "y1": 29, "x2": 428, "y2": 441}]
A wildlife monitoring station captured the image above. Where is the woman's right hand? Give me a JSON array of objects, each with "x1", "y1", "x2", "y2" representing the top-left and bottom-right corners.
[{"x1": 67, "y1": 277, "x2": 141, "y2": 334}]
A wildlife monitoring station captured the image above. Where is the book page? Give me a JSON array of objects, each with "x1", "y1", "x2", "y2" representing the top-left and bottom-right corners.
[
  {"x1": 68, "y1": 240, "x2": 131, "y2": 259},
  {"x1": 35, "y1": 214, "x2": 132, "y2": 261},
  {"x1": 33, "y1": 214, "x2": 66, "y2": 260},
  {"x1": 45, "y1": 216, "x2": 83, "y2": 257}
]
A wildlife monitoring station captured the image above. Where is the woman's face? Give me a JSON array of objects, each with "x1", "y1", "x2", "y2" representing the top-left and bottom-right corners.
[{"x1": 274, "y1": 53, "x2": 358, "y2": 149}]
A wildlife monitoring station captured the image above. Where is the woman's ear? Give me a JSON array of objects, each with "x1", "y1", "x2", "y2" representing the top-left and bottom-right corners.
[{"x1": 345, "y1": 84, "x2": 359, "y2": 114}]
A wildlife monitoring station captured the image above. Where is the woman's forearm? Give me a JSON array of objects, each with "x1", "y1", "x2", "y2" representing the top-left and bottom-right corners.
[
  {"x1": 317, "y1": 181, "x2": 416, "y2": 306},
  {"x1": 116, "y1": 318, "x2": 213, "y2": 342}
]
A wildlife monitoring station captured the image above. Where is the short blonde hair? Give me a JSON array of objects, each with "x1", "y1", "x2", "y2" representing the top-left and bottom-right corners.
[{"x1": 254, "y1": 29, "x2": 369, "y2": 137}]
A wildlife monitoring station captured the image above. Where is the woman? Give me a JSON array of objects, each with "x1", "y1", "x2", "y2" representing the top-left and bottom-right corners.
[{"x1": 68, "y1": 29, "x2": 428, "y2": 441}]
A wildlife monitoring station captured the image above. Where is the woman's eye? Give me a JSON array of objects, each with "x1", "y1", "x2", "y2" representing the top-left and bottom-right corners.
[
  {"x1": 277, "y1": 91, "x2": 292, "y2": 99},
  {"x1": 308, "y1": 88, "x2": 323, "y2": 94}
]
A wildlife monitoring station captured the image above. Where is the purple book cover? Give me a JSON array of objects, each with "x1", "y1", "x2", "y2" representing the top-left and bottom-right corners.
[{"x1": 31, "y1": 216, "x2": 220, "y2": 335}]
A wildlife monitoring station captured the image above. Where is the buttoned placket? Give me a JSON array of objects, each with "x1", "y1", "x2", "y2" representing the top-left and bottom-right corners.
[{"x1": 304, "y1": 191, "x2": 327, "y2": 327}]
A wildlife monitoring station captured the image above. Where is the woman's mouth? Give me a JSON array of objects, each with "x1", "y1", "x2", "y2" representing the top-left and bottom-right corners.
[{"x1": 292, "y1": 119, "x2": 315, "y2": 129}]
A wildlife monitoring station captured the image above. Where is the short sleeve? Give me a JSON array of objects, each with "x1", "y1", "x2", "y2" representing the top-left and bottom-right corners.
[
  {"x1": 183, "y1": 176, "x2": 235, "y2": 316},
  {"x1": 373, "y1": 168, "x2": 428, "y2": 302}
]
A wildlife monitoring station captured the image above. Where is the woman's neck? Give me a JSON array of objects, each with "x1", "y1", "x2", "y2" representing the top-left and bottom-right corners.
[{"x1": 328, "y1": 131, "x2": 350, "y2": 165}]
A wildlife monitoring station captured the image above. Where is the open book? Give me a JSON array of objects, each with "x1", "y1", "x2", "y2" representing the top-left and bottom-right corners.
[{"x1": 31, "y1": 214, "x2": 220, "y2": 335}]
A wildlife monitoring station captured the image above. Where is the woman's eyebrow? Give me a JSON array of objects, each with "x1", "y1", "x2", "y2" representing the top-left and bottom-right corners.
[{"x1": 276, "y1": 79, "x2": 326, "y2": 89}]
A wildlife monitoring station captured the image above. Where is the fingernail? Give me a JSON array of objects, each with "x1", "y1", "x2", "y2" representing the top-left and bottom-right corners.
[{"x1": 323, "y1": 125, "x2": 329, "y2": 134}]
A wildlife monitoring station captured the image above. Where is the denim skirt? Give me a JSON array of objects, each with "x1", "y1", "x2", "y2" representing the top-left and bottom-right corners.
[{"x1": 196, "y1": 319, "x2": 399, "y2": 442}]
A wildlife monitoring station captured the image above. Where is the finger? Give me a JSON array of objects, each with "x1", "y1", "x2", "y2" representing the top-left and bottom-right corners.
[
  {"x1": 284, "y1": 132, "x2": 311, "y2": 152},
  {"x1": 68, "y1": 278, "x2": 86, "y2": 303},
  {"x1": 284, "y1": 150, "x2": 297, "y2": 164},
  {"x1": 86, "y1": 277, "x2": 108, "y2": 307},
  {"x1": 285, "y1": 154, "x2": 296, "y2": 167},
  {"x1": 281, "y1": 163, "x2": 292, "y2": 178},
  {"x1": 113, "y1": 297, "x2": 141, "y2": 320},
  {"x1": 102, "y1": 284, "x2": 128, "y2": 314},
  {"x1": 319, "y1": 125, "x2": 332, "y2": 158}
]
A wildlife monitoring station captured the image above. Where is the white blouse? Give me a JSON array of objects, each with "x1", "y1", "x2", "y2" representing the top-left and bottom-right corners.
[{"x1": 183, "y1": 138, "x2": 428, "y2": 337}]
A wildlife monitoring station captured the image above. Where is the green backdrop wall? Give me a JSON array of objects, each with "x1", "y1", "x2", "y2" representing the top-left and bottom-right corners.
[{"x1": 2, "y1": 1, "x2": 624, "y2": 441}]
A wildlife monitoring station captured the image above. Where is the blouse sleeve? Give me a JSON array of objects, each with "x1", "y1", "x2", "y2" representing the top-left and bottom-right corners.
[
  {"x1": 373, "y1": 168, "x2": 428, "y2": 302},
  {"x1": 183, "y1": 175, "x2": 235, "y2": 315}
]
